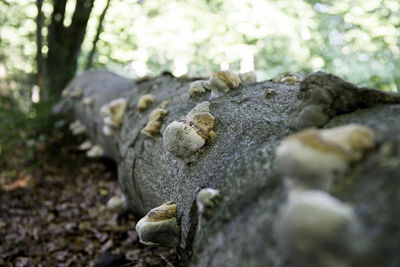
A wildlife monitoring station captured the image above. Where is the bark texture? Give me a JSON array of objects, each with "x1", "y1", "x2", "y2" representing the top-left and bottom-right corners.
[
  {"x1": 55, "y1": 70, "x2": 400, "y2": 267},
  {"x1": 47, "y1": 0, "x2": 95, "y2": 96}
]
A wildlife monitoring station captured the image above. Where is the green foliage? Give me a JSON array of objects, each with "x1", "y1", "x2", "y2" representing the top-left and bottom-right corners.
[
  {"x1": 75, "y1": 0, "x2": 400, "y2": 91},
  {"x1": 0, "y1": 95, "x2": 56, "y2": 170}
]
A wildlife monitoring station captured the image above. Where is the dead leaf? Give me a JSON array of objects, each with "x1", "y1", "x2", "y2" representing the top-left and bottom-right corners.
[{"x1": 2, "y1": 174, "x2": 33, "y2": 191}]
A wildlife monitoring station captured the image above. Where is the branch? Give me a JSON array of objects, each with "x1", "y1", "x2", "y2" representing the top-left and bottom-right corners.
[
  {"x1": 85, "y1": 0, "x2": 111, "y2": 70},
  {"x1": 36, "y1": 0, "x2": 47, "y2": 98}
]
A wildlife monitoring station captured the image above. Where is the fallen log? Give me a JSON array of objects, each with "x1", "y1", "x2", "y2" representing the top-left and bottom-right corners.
[{"x1": 55, "y1": 69, "x2": 400, "y2": 267}]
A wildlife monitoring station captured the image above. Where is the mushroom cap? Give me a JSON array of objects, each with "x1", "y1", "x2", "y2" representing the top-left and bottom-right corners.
[
  {"x1": 276, "y1": 124, "x2": 375, "y2": 190},
  {"x1": 135, "y1": 201, "x2": 179, "y2": 247},
  {"x1": 276, "y1": 190, "x2": 365, "y2": 267},
  {"x1": 163, "y1": 121, "x2": 205, "y2": 163},
  {"x1": 276, "y1": 130, "x2": 350, "y2": 190}
]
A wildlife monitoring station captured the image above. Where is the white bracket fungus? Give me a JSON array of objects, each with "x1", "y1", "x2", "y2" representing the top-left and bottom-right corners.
[
  {"x1": 271, "y1": 72, "x2": 302, "y2": 83},
  {"x1": 61, "y1": 88, "x2": 69, "y2": 98},
  {"x1": 100, "y1": 98, "x2": 127, "y2": 136},
  {"x1": 276, "y1": 190, "x2": 367, "y2": 267},
  {"x1": 188, "y1": 80, "x2": 211, "y2": 97},
  {"x1": 141, "y1": 108, "x2": 167, "y2": 137},
  {"x1": 137, "y1": 94, "x2": 155, "y2": 112},
  {"x1": 272, "y1": 72, "x2": 303, "y2": 83},
  {"x1": 78, "y1": 139, "x2": 92, "y2": 151},
  {"x1": 276, "y1": 124, "x2": 375, "y2": 190},
  {"x1": 82, "y1": 97, "x2": 94, "y2": 108},
  {"x1": 239, "y1": 71, "x2": 257, "y2": 84},
  {"x1": 107, "y1": 194, "x2": 128, "y2": 214},
  {"x1": 69, "y1": 120, "x2": 86, "y2": 135},
  {"x1": 196, "y1": 188, "x2": 221, "y2": 220},
  {"x1": 135, "y1": 201, "x2": 179, "y2": 247},
  {"x1": 70, "y1": 87, "x2": 83, "y2": 99},
  {"x1": 209, "y1": 70, "x2": 241, "y2": 99},
  {"x1": 163, "y1": 101, "x2": 215, "y2": 164},
  {"x1": 86, "y1": 144, "x2": 104, "y2": 158}
]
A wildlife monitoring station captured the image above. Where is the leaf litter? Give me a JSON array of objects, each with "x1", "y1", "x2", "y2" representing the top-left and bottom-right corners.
[{"x1": 0, "y1": 133, "x2": 183, "y2": 266}]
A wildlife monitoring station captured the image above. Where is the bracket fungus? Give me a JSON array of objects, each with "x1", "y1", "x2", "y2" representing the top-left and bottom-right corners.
[
  {"x1": 163, "y1": 101, "x2": 215, "y2": 164},
  {"x1": 141, "y1": 108, "x2": 167, "y2": 137},
  {"x1": 188, "y1": 80, "x2": 211, "y2": 97},
  {"x1": 61, "y1": 88, "x2": 69, "y2": 98},
  {"x1": 100, "y1": 98, "x2": 127, "y2": 136},
  {"x1": 271, "y1": 72, "x2": 302, "y2": 83},
  {"x1": 86, "y1": 144, "x2": 104, "y2": 158},
  {"x1": 276, "y1": 124, "x2": 375, "y2": 190},
  {"x1": 82, "y1": 97, "x2": 94, "y2": 108},
  {"x1": 196, "y1": 188, "x2": 221, "y2": 220},
  {"x1": 70, "y1": 87, "x2": 83, "y2": 99},
  {"x1": 209, "y1": 70, "x2": 241, "y2": 99},
  {"x1": 137, "y1": 94, "x2": 155, "y2": 112},
  {"x1": 239, "y1": 71, "x2": 257, "y2": 84},
  {"x1": 276, "y1": 190, "x2": 366, "y2": 267},
  {"x1": 78, "y1": 140, "x2": 92, "y2": 151},
  {"x1": 69, "y1": 120, "x2": 86, "y2": 135},
  {"x1": 135, "y1": 201, "x2": 179, "y2": 247},
  {"x1": 107, "y1": 194, "x2": 128, "y2": 214}
]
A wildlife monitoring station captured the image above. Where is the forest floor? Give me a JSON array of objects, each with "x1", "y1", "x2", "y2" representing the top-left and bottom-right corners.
[{"x1": 0, "y1": 129, "x2": 182, "y2": 267}]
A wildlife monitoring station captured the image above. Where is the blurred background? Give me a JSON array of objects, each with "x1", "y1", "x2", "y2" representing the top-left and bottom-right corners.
[{"x1": 0, "y1": 0, "x2": 399, "y2": 174}]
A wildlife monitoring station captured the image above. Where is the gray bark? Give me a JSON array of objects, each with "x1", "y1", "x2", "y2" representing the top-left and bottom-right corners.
[{"x1": 55, "y1": 70, "x2": 400, "y2": 267}]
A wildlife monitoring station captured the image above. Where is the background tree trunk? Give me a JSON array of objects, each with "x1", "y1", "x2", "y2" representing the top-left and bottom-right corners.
[
  {"x1": 55, "y1": 70, "x2": 400, "y2": 267},
  {"x1": 46, "y1": 0, "x2": 95, "y2": 99}
]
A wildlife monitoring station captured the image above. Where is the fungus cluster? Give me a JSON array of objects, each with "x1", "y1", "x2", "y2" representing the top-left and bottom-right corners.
[
  {"x1": 141, "y1": 108, "x2": 167, "y2": 137},
  {"x1": 274, "y1": 124, "x2": 374, "y2": 267},
  {"x1": 188, "y1": 70, "x2": 257, "y2": 99},
  {"x1": 135, "y1": 201, "x2": 179, "y2": 247},
  {"x1": 100, "y1": 98, "x2": 127, "y2": 136},
  {"x1": 163, "y1": 101, "x2": 215, "y2": 164}
]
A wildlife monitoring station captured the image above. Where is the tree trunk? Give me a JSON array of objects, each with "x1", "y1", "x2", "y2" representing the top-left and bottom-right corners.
[
  {"x1": 85, "y1": 0, "x2": 111, "y2": 70},
  {"x1": 55, "y1": 70, "x2": 400, "y2": 267},
  {"x1": 46, "y1": 0, "x2": 95, "y2": 99}
]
